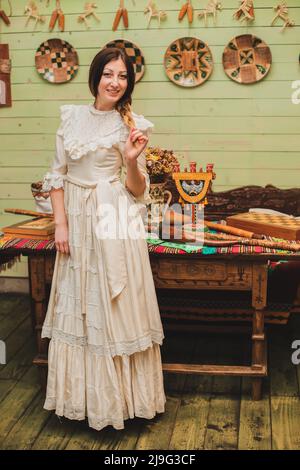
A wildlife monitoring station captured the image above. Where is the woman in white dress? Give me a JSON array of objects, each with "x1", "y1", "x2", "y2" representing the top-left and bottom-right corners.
[{"x1": 41, "y1": 47, "x2": 166, "y2": 431}]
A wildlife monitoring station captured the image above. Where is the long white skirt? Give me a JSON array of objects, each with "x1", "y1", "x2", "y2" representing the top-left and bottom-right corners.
[{"x1": 41, "y1": 179, "x2": 166, "y2": 431}]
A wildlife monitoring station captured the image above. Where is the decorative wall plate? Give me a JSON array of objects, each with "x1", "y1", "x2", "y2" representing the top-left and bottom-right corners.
[
  {"x1": 35, "y1": 38, "x2": 79, "y2": 84},
  {"x1": 164, "y1": 37, "x2": 213, "y2": 87},
  {"x1": 105, "y1": 39, "x2": 145, "y2": 83},
  {"x1": 223, "y1": 34, "x2": 272, "y2": 84}
]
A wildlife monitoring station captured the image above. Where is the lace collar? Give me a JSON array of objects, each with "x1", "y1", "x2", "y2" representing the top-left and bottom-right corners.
[
  {"x1": 88, "y1": 103, "x2": 118, "y2": 116},
  {"x1": 57, "y1": 104, "x2": 154, "y2": 160}
]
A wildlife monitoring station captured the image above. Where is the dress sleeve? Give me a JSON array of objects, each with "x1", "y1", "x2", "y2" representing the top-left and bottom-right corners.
[
  {"x1": 119, "y1": 122, "x2": 153, "y2": 206},
  {"x1": 41, "y1": 129, "x2": 67, "y2": 192},
  {"x1": 120, "y1": 139, "x2": 151, "y2": 206}
]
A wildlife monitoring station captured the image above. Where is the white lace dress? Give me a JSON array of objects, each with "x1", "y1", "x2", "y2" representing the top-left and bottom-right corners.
[{"x1": 41, "y1": 104, "x2": 166, "y2": 431}]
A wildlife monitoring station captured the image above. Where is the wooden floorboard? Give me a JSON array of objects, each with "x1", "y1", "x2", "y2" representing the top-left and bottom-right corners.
[{"x1": 0, "y1": 294, "x2": 300, "y2": 450}]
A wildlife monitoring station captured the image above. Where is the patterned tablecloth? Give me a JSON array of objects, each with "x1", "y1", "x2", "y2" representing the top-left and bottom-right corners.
[{"x1": 0, "y1": 228, "x2": 297, "y2": 273}]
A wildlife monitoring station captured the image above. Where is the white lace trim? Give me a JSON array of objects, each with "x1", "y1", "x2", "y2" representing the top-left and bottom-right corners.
[
  {"x1": 58, "y1": 104, "x2": 154, "y2": 161},
  {"x1": 44, "y1": 401, "x2": 165, "y2": 430},
  {"x1": 41, "y1": 326, "x2": 164, "y2": 357},
  {"x1": 42, "y1": 172, "x2": 65, "y2": 192}
]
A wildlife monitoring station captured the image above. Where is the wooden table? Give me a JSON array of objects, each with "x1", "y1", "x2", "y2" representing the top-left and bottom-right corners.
[
  {"x1": 151, "y1": 252, "x2": 275, "y2": 400},
  {"x1": 12, "y1": 249, "x2": 300, "y2": 400}
]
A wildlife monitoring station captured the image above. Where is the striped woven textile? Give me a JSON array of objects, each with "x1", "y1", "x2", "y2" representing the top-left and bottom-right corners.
[{"x1": 0, "y1": 232, "x2": 295, "y2": 256}]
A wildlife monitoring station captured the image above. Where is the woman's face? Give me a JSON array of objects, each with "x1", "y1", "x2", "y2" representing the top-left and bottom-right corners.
[{"x1": 97, "y1": 57, "x2": 128, "y2": 108}]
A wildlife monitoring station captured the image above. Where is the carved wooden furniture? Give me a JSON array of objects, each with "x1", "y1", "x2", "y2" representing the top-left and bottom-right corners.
[
  {"x1": 2, "y1": 248, "x2": 290, "y2": 400},
  {"x1": 151, "y1": 252, "x2": 300, "y2": 400}
]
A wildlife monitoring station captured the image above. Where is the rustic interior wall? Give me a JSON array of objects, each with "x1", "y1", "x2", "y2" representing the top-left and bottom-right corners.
[{"x1": 0, "y1": 0, "x2": 299, "y2": 278}]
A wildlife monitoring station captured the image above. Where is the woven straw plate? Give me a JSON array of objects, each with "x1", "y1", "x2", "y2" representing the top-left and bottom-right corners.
[
  {"x1": 105, "y1": 39, "x2": 145, "y2": 83},
  {"x1": 35, "y1": 38, "x2": 79, "y2": 84},
  {"x1": 223, "y1": 34, "x2": 272, "y2": 84},
  {"x1": 164, "y1": 37, "x2": 214, "y2": 87}
]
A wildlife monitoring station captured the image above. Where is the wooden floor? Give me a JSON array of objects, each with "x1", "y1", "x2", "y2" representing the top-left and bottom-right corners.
[{"x1": 0, "y1": 293, "x2": 300, "y2": 450}]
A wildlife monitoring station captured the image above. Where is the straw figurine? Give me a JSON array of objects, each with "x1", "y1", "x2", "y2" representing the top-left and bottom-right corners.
[
  {"x1": 78, "y1": 3, "x2": 100, "y2": 28},
  {"x1": 178, "y1": 0, "x2": 193, "y2": 24},
  {"x1": 271, "y1": 3, "x2": 295, "y2": 31},
  {"x1": 198, "y1": 1, "x2": 222, "y2": 26},
  {"x1": 0, "y1": 0, "x2": 12, "y2": 25},
  {"x1": 24, "y1": 1, "x2": 45, "y2": 28},
  {"x1": 233, "y1": 0, "x2": 255, "y2": 23},
  {"x1": 49, "y1": 0, "x2": 65, "y2": 31},
  {"x1": 144, "y1": 1, "x2": 167, "y2": 28}
]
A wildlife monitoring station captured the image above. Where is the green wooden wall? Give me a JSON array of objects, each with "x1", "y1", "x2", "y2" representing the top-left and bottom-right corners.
[{"x1": 1, "y1": 0, "x2": 300, "y2": 278}]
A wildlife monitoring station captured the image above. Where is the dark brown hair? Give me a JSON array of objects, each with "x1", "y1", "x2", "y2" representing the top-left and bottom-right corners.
[{"x1": 89, "y1": 47, "x2": 136, "y2": 128}]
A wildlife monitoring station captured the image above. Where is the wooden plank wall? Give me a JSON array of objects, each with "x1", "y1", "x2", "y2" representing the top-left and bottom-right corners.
[{"x1": 1, "y1": 0, "x2": 300, "y2": 278}]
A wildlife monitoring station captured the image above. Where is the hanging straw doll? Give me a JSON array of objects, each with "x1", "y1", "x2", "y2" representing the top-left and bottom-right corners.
[
  {"x1": 24, "y1": 1, "x2": 45, "y2": 28},
  {"x1": 144, "y1": 1, "x2": 167, "y2": 28},
  {"x1": 233, "y1": 0, "x2": 255, "y2": 23},
  {"x1": 78, "y1": 3, "x2": 100, "y2": 29}
]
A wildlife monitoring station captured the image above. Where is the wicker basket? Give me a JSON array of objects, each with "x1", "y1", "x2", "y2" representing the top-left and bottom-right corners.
[{"x1": 31, "y1": 181, "x2": 53, "y2": 214}]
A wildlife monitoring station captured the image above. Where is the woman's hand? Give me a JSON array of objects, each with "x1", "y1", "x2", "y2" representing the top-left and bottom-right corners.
[
  {"x1": 55, "y1": 222, "x2": 70, "y2": 254},
  {"x1": 123, "y1": 128, "x2": 148, "y2": 163}
]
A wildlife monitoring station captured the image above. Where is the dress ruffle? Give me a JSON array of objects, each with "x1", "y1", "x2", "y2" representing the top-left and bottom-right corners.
[
  {"x1": 41, "y1": 172, "x2": 65, "y2": 192},
  {"x1": 44, "y1": 340, "x2": 165, "y2": 430},
  {"x1": 58, "y1": 104, "x2": 154, "y2": 161}
]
